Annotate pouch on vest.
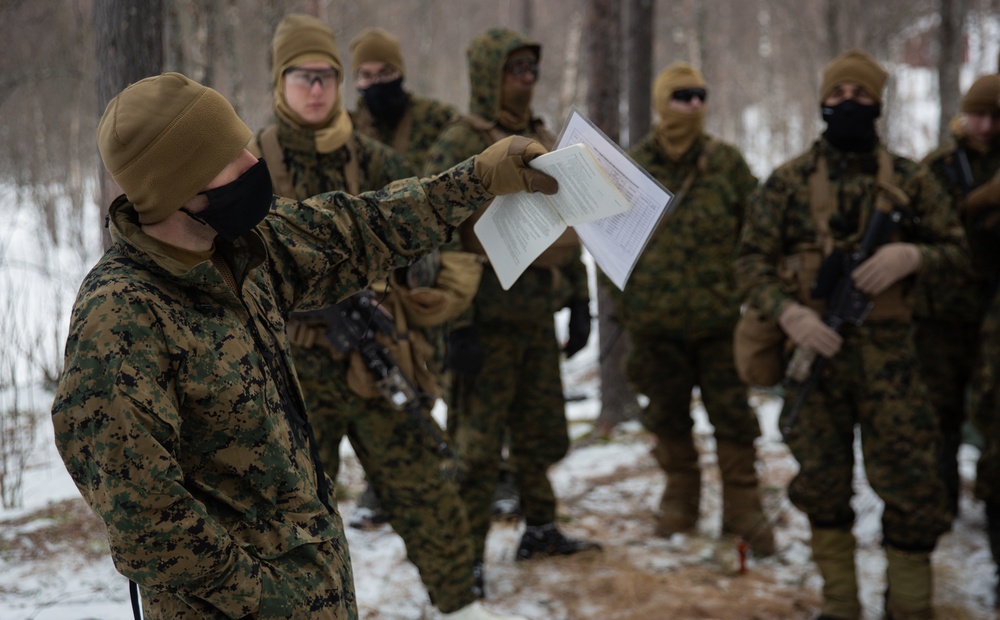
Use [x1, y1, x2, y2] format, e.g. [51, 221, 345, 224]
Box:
[733, 304, 790, 387]
[345, 290, 439, 401]
[733, 254, 801, 387]
[395, 251, 484, 328]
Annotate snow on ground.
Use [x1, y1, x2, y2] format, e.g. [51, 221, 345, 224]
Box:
[1, 207, 997, 619]
[2, 375, 998, 619]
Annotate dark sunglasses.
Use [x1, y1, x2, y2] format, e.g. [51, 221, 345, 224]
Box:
[672, 88, 708, 103]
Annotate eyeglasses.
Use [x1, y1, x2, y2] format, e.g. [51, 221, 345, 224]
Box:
[356, 67, 402, 89]
[503, 58, 539, 78]
[284, 67, 339, 90]
[672, 88, 707, 103]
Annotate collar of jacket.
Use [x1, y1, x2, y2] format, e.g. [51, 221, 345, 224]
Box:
[107, 195, 267, 285]
[816, 137, 882, 175]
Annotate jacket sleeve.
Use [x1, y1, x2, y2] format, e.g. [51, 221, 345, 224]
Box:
[899, 158, 971, 287]
[262, 157, 493, 314]
[734, 171, 797, 321]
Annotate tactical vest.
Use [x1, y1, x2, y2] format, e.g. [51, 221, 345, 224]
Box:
[784, 146, 914, 322]
[353, 105, 414, 156]
[255, 125, 362, 198]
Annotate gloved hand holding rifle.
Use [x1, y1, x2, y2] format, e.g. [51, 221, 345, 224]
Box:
[780, 184, 917, 439]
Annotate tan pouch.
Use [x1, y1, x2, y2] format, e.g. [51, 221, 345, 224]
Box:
[345, 292, 439, 400]
[396, 251, 483, 328]
[733, 304, 788, 387]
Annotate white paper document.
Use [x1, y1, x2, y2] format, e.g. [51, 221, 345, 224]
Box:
[474, 109, 674, 290]
[474, 143, 632, 290]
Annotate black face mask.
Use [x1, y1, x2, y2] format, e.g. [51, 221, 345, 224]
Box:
[360, 77, 408, 126]
[821, 99, 881, 152]
[182, 158, 274, 242]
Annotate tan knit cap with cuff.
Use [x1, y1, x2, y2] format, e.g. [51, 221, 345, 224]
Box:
[820, 49, 888, 105]
[97, 72, 253, 224]
[350, 27, 405, 77]
[961, 74, 1000, 115]
[271, 14, 343, 88]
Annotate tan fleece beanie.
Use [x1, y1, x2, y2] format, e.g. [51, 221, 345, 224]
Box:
[271, 13, 352, 151]
[271, 14, 342, 88]
[350, 27, 405, 76]
[97, 72, 252, 224]
[820, 49, 887, 104]
[961, 74, 1000, 114]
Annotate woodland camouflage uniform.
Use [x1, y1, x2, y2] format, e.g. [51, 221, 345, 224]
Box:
[621, 64, 774, 553]
[949, 75, 1000, 607]
[354, 93, 458, 172]
[914, 77, 1000, 517]
[252, 14, 479, 614]
[971, 273, 1000, 578]
[423, 27, 592, 566]
[738, 129, 966, 618]
[51, 152, 495, 618]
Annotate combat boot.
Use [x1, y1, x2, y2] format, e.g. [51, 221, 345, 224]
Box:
[491, 467, 522, 520]
[348, 484, 389, 529]
[652, 435, 701, 536]
[716, 439, 776, 556]
[441, 601, 529, 620]
[515, 523, 602, 560]
[810, 527, 860, 620]
[884, 545, 934, 619]
[472, 559, 486, 599]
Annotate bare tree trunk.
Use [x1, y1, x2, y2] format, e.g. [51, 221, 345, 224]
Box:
[938, 0, 964, 145]
[95, 0, 164, 250]
[585, 0, 640, 434]
[826, 0, 840, 59]
[558, 5, 586, 120]
[520, 0, 535, 35]
[585, 0, 620, 138]
[626, 0, 654, 148]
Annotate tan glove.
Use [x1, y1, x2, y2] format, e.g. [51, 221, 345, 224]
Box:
[850, 242, 922, 296]
[778, 302, 843, 358]
[473, 135, 559, 196]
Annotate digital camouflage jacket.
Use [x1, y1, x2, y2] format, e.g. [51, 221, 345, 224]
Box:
[51, 160, 490, 618]
[423, 27, 588, 323]
[618, 132, 756, 338]
[353, 93, 458, 173]
[915, 130, 1000, 323]
[736, 138, 968, 324]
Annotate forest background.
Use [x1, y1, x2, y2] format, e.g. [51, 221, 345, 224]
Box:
[2, 0, 1000, 508]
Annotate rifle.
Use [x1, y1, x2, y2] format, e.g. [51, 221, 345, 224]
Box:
[780, 186, 907, 439]
[944, 146, 975, 198]
[294, 291, 452, 458]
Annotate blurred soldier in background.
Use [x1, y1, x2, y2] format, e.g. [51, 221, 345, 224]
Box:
[736, 49, 966, 619]
[615, 62, 774, 556]
[350, 26, 459, 171]
[959, 76, 1000, 610]
[346, 26, 464, 531]
[424, 26, 599, 597]
[916, 74, 1000, 517]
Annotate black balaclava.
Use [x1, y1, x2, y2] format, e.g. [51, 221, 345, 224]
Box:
[822, 100, 881, 152]
[360, 77, 408, 127]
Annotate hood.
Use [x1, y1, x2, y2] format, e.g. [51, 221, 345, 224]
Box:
[466, 27, 541, 122]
